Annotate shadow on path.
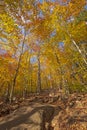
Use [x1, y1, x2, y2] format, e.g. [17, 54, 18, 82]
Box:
[0, 105, 55, 130]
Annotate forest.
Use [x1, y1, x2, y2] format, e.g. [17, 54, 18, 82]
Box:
[0, 0, 87, 130]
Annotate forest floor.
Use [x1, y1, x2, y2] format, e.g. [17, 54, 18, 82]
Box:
[0, 90, 87, 130]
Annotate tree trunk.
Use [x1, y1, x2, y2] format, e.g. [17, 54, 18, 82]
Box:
[9, 31, 26, 103]
[67, 32, 87, 65]
[4, 82, 10, 103]
[37, 50, 41, 93]
[29, 57, 33, 93]
[54, 52, 63, 90]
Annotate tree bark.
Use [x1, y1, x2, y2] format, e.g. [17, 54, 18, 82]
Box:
[67, 32, 87, 65]
[37, 50, 41, 93]
[29, 56, 33, 93]
[9, 31, 26, 103]
[54, 52, 63, 90]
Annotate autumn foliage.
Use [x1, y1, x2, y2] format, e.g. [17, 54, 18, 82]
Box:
[0, 0, 87, 102]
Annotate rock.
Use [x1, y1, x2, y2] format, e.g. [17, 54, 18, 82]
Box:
[43, 105, 55, 122]
[28, 109, 44, 129]
[10, 104, 19, 111]
[51, 106, 62, 130]
[75, 100, 83, 108]
[0, 104, 55, 130]
[11, 124, 42, 130]
[0, 92, 87, 130]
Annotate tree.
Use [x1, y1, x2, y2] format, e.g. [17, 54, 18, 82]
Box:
[0, 0, 87, 100]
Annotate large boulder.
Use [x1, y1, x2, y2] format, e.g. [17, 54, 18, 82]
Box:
[0, 104, 55, 130]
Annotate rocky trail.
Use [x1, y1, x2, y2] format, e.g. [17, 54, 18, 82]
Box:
[0, 91, 87, 130]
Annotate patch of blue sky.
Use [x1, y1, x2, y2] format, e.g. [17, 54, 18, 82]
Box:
[0, 38, 7, 43]
[84, 5, 87, 10]
[23, 44, 29, 52]
[50, 30, 56, 37]
[0, 49, 6, 54]
[39, 0, 55, 3]
[18, 25, 25, 35]
[30, 56, 37, 64]
[39, 0, 43, 3]
[59, 42, 64, 51]
[38, 11, 44, 18]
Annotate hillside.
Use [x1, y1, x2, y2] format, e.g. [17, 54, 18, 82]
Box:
[0, 91, 87, 130]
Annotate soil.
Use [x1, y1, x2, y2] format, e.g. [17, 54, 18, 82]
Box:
[0, 91, 87, 130]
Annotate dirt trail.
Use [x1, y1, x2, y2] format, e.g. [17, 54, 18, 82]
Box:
[0, 102, 56, 130]
[0, 93, 87, 130]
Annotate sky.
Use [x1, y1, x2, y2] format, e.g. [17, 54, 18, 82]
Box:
[39, 0, 71, 5]
[0, 0, 87, 56]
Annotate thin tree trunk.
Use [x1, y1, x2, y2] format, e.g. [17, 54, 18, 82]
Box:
[60, 20, 87, 65]
[30, 66, 33, 93]
[67, 32, 87, 65]
[71, 39, 87, 65]
[29, 57, 33, 93]
[9, 31, 26, 103]
[45, 76, 48, 89]
[54, 52, 63, 90]
[4, 82, 10, 103]
[37, 50, 41, 93]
